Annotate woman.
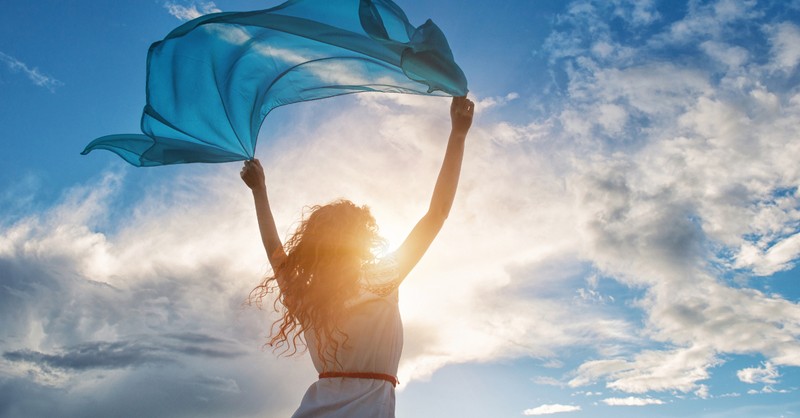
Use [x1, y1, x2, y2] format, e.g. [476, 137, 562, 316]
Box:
[241, 96, 474, 417]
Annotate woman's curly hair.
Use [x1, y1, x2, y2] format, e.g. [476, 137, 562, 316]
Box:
[249, 199, 384, 364]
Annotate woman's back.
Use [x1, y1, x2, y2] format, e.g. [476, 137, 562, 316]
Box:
[293, 257, 403, 418]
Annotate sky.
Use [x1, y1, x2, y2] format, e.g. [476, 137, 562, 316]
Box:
[1, 0, 800, 417]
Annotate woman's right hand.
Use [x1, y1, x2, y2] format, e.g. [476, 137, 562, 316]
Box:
[450, 96, 474, 135]
[240, 159, 266, 191]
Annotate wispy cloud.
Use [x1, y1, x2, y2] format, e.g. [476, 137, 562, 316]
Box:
[0, 51, 63, 92]
[766, 22, 800, 73]
[568, 346, 720, 394]
[601, 396, 664, 406]
[475, 92, 519, 110]
[523, 404, 581, 415]
[163, 1, 221, 21]
[746, 386, 791, 394]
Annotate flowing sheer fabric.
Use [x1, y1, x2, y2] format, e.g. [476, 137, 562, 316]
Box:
[82, 0, 468, 167]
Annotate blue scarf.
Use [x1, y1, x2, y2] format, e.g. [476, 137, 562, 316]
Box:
[83, 0, 468, 166]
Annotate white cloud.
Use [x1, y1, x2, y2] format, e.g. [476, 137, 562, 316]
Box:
[594, 103, 628, 135]
[766, 22, 800, 73]
[577, 63, 711, 119]
[700, 40, 749, 69]
[0, 51, 63, 92]
[659, 0, 760, 44]
[523, 404, 581, 415]
[488, 120, 552, 144]
[610, 0, 660, 26]
[591, 41, 614, 59]
[476, 92, 520, 110]
[535, 376, 566, 387]
[568, 346, 719, 394]
[572, 390, 602, 397]
[163, 1, 221, 21]
[737, 362, 780, 385]
[746, 385, 791, 394]
[601, 396, 664, 406]
[695, 384, 710, 399]
[543, 359, 565, 369]
[735, 232, 800, 276]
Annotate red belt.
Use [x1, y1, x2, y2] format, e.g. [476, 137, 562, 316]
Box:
[319, 372, 398, 387]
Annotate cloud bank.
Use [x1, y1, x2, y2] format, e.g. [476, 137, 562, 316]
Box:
[512, 0, 800, 398]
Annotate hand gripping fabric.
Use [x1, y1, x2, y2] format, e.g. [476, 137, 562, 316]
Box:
[82, 0, 468, 167]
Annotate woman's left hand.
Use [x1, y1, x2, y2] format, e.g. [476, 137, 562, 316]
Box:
[450, 96, 474, 136]
[240, 159, 266, 191]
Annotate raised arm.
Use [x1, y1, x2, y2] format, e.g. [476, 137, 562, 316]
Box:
[241, 159, 287, 272]
[395, 96, 474, 279]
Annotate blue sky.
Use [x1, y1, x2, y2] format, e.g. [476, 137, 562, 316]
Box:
[2, 0, 800, 417]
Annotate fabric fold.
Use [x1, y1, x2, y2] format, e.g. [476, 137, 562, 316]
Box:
[83, 0, 468, 167]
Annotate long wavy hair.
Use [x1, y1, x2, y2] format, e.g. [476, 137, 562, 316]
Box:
[249, 199, 383, 364]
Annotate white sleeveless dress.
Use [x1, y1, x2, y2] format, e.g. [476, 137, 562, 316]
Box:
[290, 256, 403, 418]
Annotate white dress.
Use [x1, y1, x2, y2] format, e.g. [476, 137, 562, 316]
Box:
[291, 256, 403, 418]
